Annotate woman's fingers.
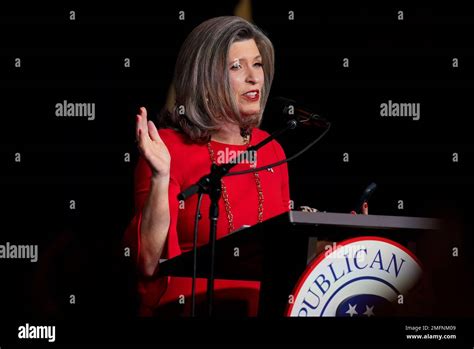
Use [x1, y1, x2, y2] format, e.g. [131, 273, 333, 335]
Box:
[134, 106, 171, 177]
[362, 202, 369, 215]
[135, 106, 163, 144]
[147, 120, 162, 143]
[136, 107, 151, 154]
[140, 106, 147, 119]
[351, 202, 368, 215]
[137, 126, 145, 152]
[135, 107, 149, 141]
[135, 114, 141, 141]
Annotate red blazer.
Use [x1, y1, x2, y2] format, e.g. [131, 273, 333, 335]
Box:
[123, 127, 290, 316]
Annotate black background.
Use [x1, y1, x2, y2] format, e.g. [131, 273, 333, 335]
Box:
[1, 2, 473, 346]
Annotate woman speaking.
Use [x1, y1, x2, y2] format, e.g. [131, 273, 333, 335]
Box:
[124, 16, 290, 317]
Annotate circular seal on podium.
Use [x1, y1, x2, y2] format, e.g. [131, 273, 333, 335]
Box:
[286, 236, 422, 317]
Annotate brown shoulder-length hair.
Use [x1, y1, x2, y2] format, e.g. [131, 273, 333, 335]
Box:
[158, 16, 275, 143]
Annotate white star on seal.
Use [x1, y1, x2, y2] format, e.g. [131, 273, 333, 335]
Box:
[363, 305, 375, 317]
[345, 303, 358, 317]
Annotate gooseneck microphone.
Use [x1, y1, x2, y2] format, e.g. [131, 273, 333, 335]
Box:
[271, 96, 330, 128]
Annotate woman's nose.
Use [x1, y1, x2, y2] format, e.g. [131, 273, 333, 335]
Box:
[245, 68, 259, 84]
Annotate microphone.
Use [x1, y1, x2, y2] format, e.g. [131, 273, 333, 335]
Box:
[355, 182, 377, 214]
[271, 97, 330, 128]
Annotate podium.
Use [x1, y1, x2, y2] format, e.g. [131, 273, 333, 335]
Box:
[158, 211, 441, 317]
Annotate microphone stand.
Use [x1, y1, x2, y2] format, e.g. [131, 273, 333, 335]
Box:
[178, 119, 298, 317]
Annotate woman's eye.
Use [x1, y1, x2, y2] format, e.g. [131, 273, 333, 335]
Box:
[230, 62, 262, 70]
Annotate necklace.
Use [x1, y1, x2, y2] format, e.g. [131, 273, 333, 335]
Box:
[207, 134, 264, 233]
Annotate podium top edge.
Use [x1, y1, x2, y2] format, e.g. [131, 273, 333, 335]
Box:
[288, 210, 442, 230]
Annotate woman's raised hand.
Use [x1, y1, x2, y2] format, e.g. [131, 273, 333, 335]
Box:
[136, 107, 171, 179]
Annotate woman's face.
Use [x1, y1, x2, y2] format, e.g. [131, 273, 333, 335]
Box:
[228, 39, 264, 117]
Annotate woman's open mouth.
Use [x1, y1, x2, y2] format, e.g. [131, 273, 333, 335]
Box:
[242, 90, 260, 102]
